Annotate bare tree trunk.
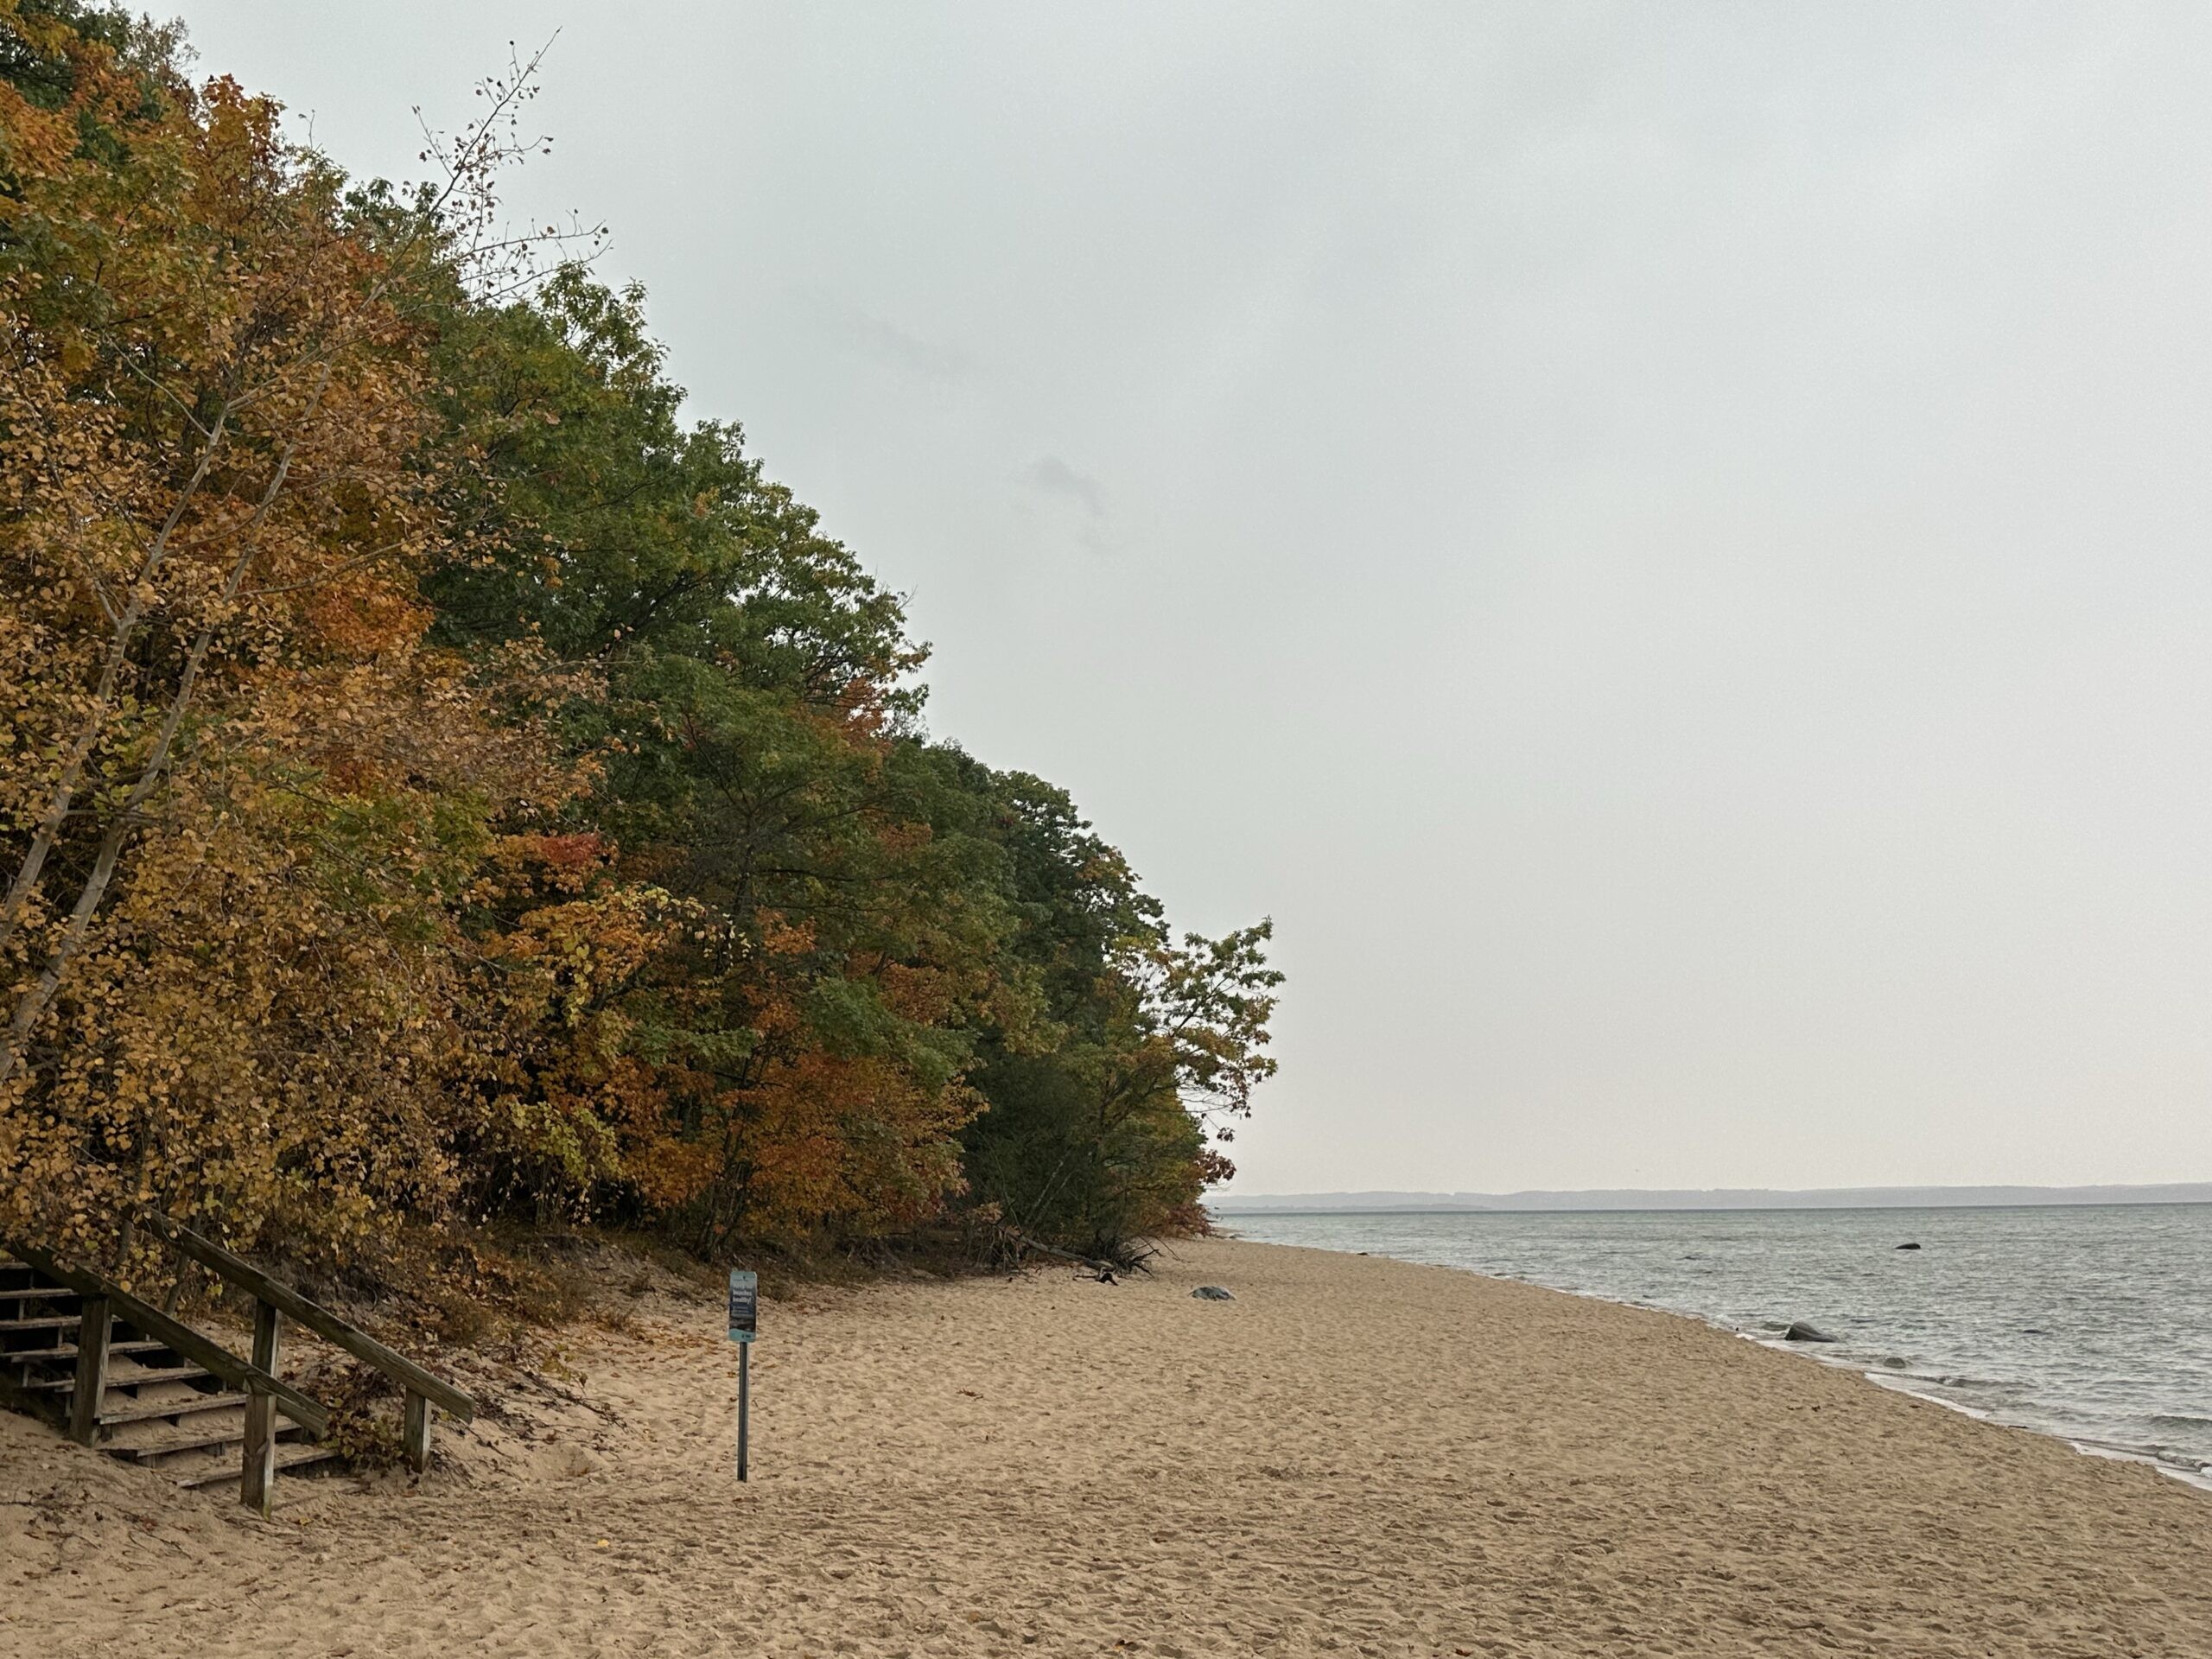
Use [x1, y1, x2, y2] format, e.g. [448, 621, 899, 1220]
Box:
[0, 366, 330, 1091]
[0, 400, 234, 958]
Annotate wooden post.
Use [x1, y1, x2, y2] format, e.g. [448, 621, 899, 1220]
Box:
[240, 1297, 282, 1516]
[67, 1294, 111, 1446]
[240, 1380, 276, 1518]
[403, 1389, 430, 1474]
[251, 1294, 282, 1374]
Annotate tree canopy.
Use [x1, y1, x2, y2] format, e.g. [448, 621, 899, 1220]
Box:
[0, 1, 1278, 1278]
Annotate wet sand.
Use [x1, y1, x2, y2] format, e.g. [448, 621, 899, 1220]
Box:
[4, 1236, 2211, 1656]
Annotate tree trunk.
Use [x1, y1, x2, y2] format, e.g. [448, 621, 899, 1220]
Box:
[0, 400, 234, 958]
[0, 366, 330, 1090]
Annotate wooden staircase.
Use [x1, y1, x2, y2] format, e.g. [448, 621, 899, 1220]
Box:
[0, 1254, 336, 1489]
[0, 1216, 474, 1516]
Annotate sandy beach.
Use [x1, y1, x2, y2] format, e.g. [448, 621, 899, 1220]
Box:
[5, 1236, 2212, 1657]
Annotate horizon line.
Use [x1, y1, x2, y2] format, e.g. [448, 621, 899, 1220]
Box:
[1209, 1179, 2212, 1212]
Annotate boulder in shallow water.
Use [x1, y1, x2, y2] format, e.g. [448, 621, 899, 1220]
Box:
[1783, 1321, 1840, 1343]
[1895, 1242, 1922, 1250]
[1192, 1285, 1235, 1301]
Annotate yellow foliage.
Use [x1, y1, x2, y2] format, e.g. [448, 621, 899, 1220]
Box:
[0, 12, 569, 1259]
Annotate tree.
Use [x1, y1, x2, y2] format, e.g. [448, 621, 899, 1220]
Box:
[0, 5, 574, 1257]
[2, 3, 1281, 1277]
[959, 770, 1280, 1263]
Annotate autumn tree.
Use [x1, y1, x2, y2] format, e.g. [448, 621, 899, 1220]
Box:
[0, 3, 575, 1258]
[1, 3, 1279, 1280]
[412, 268, 1021, 1246]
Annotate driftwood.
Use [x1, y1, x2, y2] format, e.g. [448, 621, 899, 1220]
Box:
[994, 1227, 1154, 1282]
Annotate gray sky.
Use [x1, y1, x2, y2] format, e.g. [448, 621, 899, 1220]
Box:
[181, 2, 2212, 1195]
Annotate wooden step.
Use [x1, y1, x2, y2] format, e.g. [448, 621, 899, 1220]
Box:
[175, 1442, 340, 1490]
[112, 1431, 244, 1465]
[5, 1338, 174, 1366]
[105, 1415, 282, 1463]
[0, 1287, 79, 1308]
[11, 1362, 211, 1396]
[108, 1422, 312, 1466]
[99, 1389, 249, 1427]
[111, 1363, 214, 1389]
[0, 1315, 80, 1333]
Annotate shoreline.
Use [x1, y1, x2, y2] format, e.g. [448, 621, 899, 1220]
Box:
[1311, 1237, 2212, 1494]
[1219, 1206, 2212, 1496]
[1853, 1367, 2212, 1492]
[1224, 1231, 2212, 1557]
[8, 1233, 2212, 1655]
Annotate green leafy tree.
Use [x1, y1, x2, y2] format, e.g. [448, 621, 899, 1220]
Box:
[959, 772, 1280, 1263]
[2, 0, 1281, 1277]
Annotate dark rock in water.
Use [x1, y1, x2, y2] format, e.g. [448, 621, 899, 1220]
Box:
[1192, 1285, 1235, 1301]
[1880, 1356, 1909, 1369]
[1783, 1320, 1840, 1343]
[1895, 1242, 1922, 1250]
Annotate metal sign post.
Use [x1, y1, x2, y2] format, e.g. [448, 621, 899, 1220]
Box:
[728, 1268, 759, 1481]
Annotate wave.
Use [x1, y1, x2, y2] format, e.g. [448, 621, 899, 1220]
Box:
[1227, 1205, 2212, 1494]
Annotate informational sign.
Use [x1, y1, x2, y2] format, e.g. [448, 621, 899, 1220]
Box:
[727, 1268, 759, 1344]
[728, 1268, 758, 1482]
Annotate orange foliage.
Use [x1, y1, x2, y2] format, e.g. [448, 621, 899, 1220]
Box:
[0, 11, 572, 1259]
[1, 9, 1276, 1278]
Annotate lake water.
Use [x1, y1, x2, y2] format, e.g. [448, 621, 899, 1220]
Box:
[1221, 1205, 2212, 1485]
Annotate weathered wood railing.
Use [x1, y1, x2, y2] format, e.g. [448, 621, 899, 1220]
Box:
[15, 1214, 474, 1516]
[134, 1212, 476, 1502]
[13, 1240, 333, 1443]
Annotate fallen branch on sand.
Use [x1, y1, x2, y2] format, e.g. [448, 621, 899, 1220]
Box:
[993, 1227, 1155, 1283]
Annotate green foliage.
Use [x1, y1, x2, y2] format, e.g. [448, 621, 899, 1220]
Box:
[0, 3, 139, 110]
[0, 2, 1279, 1274]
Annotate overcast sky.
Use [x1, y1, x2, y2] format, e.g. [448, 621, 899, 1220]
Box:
[179, 2, 2212, 1195]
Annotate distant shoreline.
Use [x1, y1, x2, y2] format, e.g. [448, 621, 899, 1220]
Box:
[1211, 1181, 2212, 1213]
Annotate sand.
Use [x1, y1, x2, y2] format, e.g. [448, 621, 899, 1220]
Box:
[5, 1235, 2212, 1657]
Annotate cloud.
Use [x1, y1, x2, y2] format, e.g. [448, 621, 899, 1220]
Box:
[800, 290, 971, 379]
[1020, 454, 1105, 518]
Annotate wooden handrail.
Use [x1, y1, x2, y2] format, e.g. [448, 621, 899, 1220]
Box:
[11, 1243, 331, 1438]
[135, 1211, 474, 1423]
